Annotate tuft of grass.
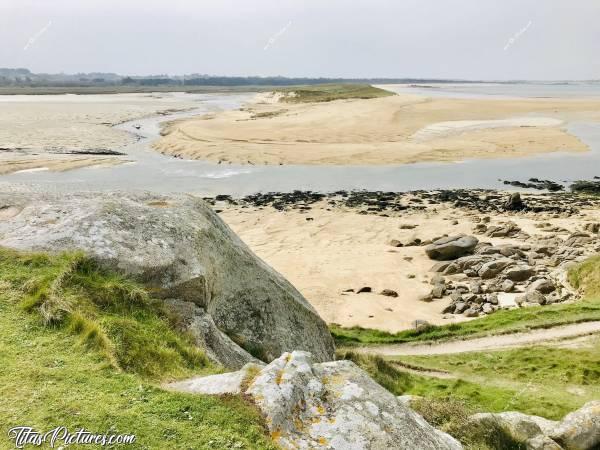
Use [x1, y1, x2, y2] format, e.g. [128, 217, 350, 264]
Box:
[569, 255, 600, 298]
[0, 247, 276, 449]
[0, 247, 208, 379]
[277, 83, 394, 103]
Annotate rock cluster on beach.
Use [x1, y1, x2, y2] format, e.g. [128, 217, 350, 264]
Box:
[206, 185, 600, 217]
[425, 222, 599, 316]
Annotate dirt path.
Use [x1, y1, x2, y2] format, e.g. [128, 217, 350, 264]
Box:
[354, 321, 600, 356]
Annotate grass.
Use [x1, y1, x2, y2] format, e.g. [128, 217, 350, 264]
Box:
[0, 247, 276, 449]
[331, 297, 600, 347]
[277, 83, 394, 103]
[569, 255, 600, 298]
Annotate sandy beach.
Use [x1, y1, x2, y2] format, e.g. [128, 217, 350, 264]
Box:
[217, 192, 600, 332]
[154, 90, 600, 165]
[0, 93, 199, 174]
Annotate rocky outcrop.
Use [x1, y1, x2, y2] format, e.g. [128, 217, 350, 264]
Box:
[470, 402, 600, 450]
[164, 299, 261, 370]
[469, 412, 557, 443]
[549, 401, 600, 450]
[425, 235, 479, 261]
[0, 192, 335, 366]
[169, 351, 463, 450]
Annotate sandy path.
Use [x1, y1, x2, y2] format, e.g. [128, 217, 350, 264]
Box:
[155, 91, 600, 165]
[354, 321, 600, 356]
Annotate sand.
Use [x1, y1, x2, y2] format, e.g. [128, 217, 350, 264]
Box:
[0, 93, 198, 174]
[218, 199, 600, 332]
[154, 91, 600, 165]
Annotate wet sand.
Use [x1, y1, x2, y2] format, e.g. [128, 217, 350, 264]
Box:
[0, 93, 199, 174]
[154, 91, 600, 165]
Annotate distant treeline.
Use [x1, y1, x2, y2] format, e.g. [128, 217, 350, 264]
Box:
[0, 68, 482, 88]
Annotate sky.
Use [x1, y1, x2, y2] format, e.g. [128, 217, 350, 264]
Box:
[2, 0, 599, 80]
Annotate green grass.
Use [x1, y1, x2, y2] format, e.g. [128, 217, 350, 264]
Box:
[332, 298, 600, 347]
[0, 247, 276, 449]
[277, 83, 394, 103]
[569, 255, 600, 298]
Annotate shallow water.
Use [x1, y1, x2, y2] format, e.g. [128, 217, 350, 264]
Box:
[2, 85, 599, 196]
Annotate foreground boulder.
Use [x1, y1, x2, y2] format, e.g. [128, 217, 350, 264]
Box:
[425, 235, 479, 260]
[0, 191, 335, 366]
[169, 351, 463, 450]
[550, 401, 600, 450]
[470, 401, 600, 450]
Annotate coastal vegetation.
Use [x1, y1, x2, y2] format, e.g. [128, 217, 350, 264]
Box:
[277, 83, 395, 103]
[0, 247, 275, 449]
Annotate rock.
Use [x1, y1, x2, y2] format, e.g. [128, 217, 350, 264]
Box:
[357, 286, 372, 294]
[550, 400, 600, 450]
[464, 308, 479, 317]
[565, 232, 593, 248]
[450, 291, 463, 302]
[0, 192, 335, 363]
[526, 290, 546, 305]
[454, 302, 468, 314]
[470, 281, 483, 294]
[482, 303, 494, 314]
[529, 279, 556, 294]
[431, 274, 446, 285]
[419, 293, 434, 303]
[431, 285, 445, 299]
[501, 279, 516, 292]
[505, 266, 536, 282]
[245, 352, 463, 450]
[388, 239, 403, 247]
[505, 192, 525, 211]
[487, 293, 499, 305]
[164, 299, 261, 369]
[442, 304, 456, 314]
[479, 259, 515, 279]
[425, 235, 479, 261]
[397, 394, 420, 407]
[486, 222, 522, 238]
[165, 362, 263, 395]
[526, 436, 563, 450]
[470, 412, 557, 444]
[380, 289, 398, 297]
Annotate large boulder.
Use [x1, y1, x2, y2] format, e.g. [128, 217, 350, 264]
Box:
[0, 191, 335, 365]
[550, 401, 600, 450]
[170, 351, 463, 450]
[425, 235, 479, 261]
[469, 412, 557, 444]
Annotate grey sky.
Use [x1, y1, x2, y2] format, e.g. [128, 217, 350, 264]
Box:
[2, 0, 599, 80]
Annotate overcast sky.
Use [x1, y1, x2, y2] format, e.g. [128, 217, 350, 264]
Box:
[2, 0, 599, 80]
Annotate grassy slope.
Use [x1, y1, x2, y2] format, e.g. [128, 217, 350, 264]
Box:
[340, 257, 600, 448]
[0, 248, 276, 449]
[278, 83, 394, 103]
